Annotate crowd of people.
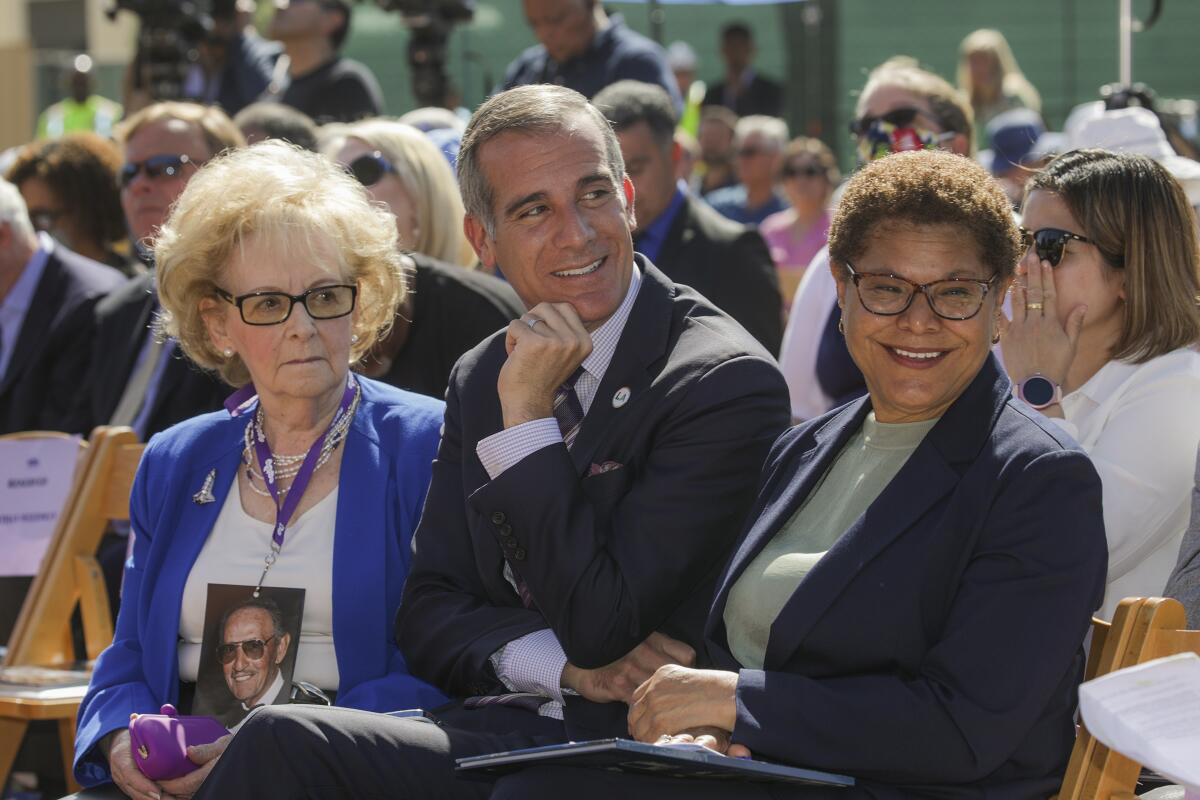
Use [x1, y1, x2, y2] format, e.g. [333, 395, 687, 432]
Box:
[2, 6, 1200, 798]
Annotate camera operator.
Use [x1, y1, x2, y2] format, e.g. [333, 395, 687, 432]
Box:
[265, 0, 384, 123]
[187, 0, 281, 116]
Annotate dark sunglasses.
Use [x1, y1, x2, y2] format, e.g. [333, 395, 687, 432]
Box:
[1019, 227, 1094, 267]
[849, 107, 936, 137]
[782, 163, 825, 179]
[216, 636, 276, 664]
[346, 152, 397, 187]
[216, 284, 358, 326]
[120, 154, 197, 188]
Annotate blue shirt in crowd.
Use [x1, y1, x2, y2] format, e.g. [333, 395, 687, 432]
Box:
[633, 181, 688, 263]
[705, 185, 789, 226]
[501, 15, 681, 110]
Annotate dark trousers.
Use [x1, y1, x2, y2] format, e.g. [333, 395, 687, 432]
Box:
[193, 701, 567, 800]
[492, 766, 865, 800]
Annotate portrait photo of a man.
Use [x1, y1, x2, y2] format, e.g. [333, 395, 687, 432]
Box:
[218, 598, 291, 713]
[193, 584, 305, 729]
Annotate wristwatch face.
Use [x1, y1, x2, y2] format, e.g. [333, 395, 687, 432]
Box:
[1021, 376, 1057, 408]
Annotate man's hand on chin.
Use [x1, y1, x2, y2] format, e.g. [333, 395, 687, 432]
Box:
[499, 301, 593, 429]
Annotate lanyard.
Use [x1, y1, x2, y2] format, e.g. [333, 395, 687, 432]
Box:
[225, 375, 359, 595]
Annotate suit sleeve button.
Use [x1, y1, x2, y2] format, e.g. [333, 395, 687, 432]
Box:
[502, 537, 518, 549]
[514, 548, 527, 561]
[499, 523, 512, 535]
[491, 511, 506, 525]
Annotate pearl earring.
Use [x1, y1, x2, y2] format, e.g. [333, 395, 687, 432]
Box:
[222, 348, 234, 358]
[351, 334, 360, 344]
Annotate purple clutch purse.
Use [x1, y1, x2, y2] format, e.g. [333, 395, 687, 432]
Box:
[128, 704, 229, 781]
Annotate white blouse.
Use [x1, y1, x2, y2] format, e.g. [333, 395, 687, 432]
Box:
[1049, 347, 1200, 619]
[177, 480, 340, 690]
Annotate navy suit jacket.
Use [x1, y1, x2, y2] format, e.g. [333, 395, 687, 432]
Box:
[651, 194, 782, 357]
[397, 260, 790, 739]
[0, 243, 124, 434]
[706, 356, 1108, 798]
[74, 378, 448, 786]
[64, 271, 229, 437]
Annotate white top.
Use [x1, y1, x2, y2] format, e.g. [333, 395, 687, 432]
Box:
[177, 480, 340, 690]
[1048, 348, 1200, 619]
[779, 246, 838, 421]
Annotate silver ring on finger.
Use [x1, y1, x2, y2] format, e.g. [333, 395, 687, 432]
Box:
[524, 316, 542, 330]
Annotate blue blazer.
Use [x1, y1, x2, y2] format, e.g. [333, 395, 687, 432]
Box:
[705, 356, 1109, 798]
[74, 377, 449, 786]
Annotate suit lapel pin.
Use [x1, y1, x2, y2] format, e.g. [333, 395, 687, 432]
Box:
[192, 469, 217, 505]
[612, 387, 631, 408]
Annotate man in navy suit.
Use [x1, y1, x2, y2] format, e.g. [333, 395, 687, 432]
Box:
[0, 180, 123, 434]
[196, 84, 790, 799]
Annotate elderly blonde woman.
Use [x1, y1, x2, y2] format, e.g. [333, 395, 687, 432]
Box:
[322, 119, 523, 398]
[73, 141, 448, 798]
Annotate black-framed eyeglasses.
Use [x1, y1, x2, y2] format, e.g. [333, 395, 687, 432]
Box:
[346, 152, 397, 187]
[848, 107, 942, 137]
[120, 154, 198, 188]
[216, 284, 358, 326]
[1019, 226, 1094, 267]
[216, 636, 276, 664]
[844, 261, 998, 320]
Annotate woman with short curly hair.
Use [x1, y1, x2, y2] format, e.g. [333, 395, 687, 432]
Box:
[74, 141, 448, 798]
[6, 132, 129, 270]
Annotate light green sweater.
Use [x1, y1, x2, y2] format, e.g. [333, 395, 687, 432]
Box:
[724, 412, 938, 668]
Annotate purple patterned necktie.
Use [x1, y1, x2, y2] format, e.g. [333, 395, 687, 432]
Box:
[552, 366, 587, 449]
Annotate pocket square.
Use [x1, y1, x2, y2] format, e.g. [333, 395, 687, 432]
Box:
[588, 460, 624, 476]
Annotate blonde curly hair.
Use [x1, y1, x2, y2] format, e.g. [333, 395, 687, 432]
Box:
[154, 140, 406, 387]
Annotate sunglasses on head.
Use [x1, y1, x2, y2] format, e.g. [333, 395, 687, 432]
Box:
[120, 154, 196, 188]
[346, 152, 397, 187]
[216, 636, 276, 664]
[782, 162, 825, 179]
[1019, 227, 1094, 267]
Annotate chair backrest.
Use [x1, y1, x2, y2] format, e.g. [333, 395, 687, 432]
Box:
[1056, 597, 1200, 800]
[0, 431, 87, 645]
[4, 426, 144, 667]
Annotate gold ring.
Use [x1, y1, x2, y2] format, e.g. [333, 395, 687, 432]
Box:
[1026, 302, 1044, 311]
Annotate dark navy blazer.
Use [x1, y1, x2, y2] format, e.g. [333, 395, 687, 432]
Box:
[74, 377, 448, 786]
[706, 356, 1108, 798]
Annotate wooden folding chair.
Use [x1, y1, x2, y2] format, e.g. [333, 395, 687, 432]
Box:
[1056, 597, 1200, 800]
[0, 426, 143, 794]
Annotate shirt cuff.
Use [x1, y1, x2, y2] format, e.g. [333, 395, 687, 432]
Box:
[488, 628, 568, 705]
[476, 418, 563, 480]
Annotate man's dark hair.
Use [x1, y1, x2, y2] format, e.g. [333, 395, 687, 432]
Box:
[233, 102, 319, 151]
[219, 595, 286, 642]
[326, 0, 352, 50]
[592, 80, 678, 150]
[721, 22, 752, 42]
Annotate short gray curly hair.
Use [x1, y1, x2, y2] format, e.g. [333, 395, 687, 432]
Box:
[154, 141, 407, 387]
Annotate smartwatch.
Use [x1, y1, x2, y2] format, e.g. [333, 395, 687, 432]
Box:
[1014, 373, 1063, 410]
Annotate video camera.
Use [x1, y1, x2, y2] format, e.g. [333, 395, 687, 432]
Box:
[373, 0, 474, 109]
[107, 0, 214, 101]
